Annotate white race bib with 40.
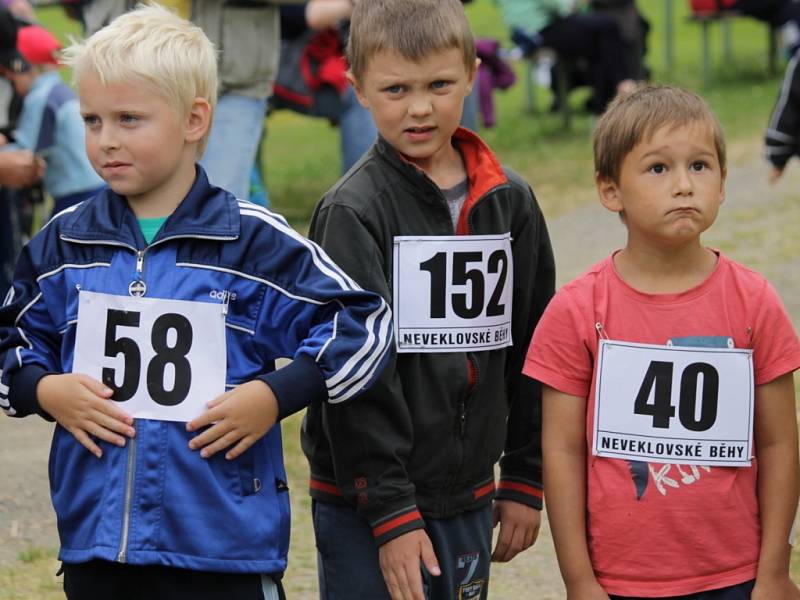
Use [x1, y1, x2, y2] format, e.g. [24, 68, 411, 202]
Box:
[593, 339, 754, 466]
[393, 234, 513, 353]
[72, 291, 227, 422]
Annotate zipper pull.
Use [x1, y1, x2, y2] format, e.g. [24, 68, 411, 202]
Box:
[135, 250, 144, 276]
[128, 250, 147, 297]
[222, 292, 230, 316]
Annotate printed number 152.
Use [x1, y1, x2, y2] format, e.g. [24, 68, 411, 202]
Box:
[419, 250, 507, 319]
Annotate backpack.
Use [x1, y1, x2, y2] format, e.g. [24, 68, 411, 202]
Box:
[271, 28, 348, 122]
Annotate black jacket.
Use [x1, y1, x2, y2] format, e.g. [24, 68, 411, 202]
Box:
[766, 50, 800, 170]
[301, 128, 555, 545]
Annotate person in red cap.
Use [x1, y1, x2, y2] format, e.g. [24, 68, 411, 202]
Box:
[0, 20, 104, 215]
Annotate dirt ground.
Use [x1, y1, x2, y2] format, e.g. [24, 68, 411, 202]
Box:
[0, 140, 798, 598]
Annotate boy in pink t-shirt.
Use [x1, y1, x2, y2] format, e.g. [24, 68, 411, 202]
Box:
[526, 84, 800, 599]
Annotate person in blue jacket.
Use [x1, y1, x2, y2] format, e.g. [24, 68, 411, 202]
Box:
[0, 5, 391, 600]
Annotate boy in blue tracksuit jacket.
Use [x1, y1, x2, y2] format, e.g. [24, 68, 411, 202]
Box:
[0, 6, 391, 600]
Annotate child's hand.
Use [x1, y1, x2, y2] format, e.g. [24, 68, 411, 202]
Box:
[565, 579, 610, 600]
[378, 529, 440, 600]
[769, 165, 785, 185]
[491, 499, 540, 562]
[186, 380, 278, 460]
[37, 373, 135, 458]
[752, 574, 800, 599]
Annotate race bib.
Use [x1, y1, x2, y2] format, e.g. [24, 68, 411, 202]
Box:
[593, 339, 754, 466]
[73, 291, 227, 422]
[392, 234, 513, 353]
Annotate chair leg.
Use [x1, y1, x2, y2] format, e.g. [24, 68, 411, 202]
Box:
[524, 59, 536, 114]
[553, 60, 571, 130]
[769, 23, 778, 76]
[701, 20, 712, 89]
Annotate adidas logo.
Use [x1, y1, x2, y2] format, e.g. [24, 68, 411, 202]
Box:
[210, 289, 237, 302]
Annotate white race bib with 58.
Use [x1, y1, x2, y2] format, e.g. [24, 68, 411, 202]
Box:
[72, 291, 227, 422]
[593, 339, 754, 466]
[393, 234, 513, 353]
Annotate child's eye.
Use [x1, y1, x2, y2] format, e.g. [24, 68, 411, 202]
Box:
[690, 161, 709, 171]
[120, 114, 139, 124]
[430, 80, 451, 91]
[648, 163, 666, 174]
[383, 84, 404, 95]
[83, 115, 99, 127]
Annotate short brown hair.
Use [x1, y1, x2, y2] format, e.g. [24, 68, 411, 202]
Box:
[347, 0, 476, 82]
[593, 84, 726, 183]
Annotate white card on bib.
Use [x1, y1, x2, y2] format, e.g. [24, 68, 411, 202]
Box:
[593, 339, 754, 466]
[73, 291, 227, 422]
[392, 234, 513, 353]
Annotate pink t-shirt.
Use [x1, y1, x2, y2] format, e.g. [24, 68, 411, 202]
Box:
[525, 251, 800, 597]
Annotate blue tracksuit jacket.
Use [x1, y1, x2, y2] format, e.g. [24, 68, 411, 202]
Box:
[0, 167, 392, 574]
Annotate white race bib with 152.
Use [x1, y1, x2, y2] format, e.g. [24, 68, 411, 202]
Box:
[72, 290, 227, 422]
[392, 234, 513, 353]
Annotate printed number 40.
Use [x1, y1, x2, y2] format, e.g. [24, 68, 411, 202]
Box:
[634, 361, 719, 432]
[420, 250, 507, 319]
[103, 309, 193, 406]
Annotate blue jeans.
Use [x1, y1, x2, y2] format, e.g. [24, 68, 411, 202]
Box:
[200, 93, 268, 201]
[339, 86, 377, 173]
[312, 501, 492, 600]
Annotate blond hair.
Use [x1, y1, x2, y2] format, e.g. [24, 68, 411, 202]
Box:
[61, 3, 217, 153]
[593, 84, 726, 183]
[347, 0, 475, 82]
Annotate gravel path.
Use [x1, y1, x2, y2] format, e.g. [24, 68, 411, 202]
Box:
[0, 141, 798, 598]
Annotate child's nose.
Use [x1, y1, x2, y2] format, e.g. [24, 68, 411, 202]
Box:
[673, 167, 693, 195]
[408, 94, 433, 118]
[99, 128, 120, 152]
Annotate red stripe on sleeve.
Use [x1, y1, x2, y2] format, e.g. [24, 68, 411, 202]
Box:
[498, 480, 543, 499]
[372, 510, 423, 538]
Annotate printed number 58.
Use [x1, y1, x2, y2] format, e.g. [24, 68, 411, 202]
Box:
[102, 309, 193, 406]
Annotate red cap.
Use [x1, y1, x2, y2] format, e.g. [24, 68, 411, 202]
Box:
[17, 25, 60, 66]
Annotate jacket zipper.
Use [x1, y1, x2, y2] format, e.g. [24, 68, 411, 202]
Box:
[117, 432, 138, 562]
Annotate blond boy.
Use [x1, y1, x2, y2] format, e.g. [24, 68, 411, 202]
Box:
[301, 1, 556, 598]
[0, 5, 390, 599]
[527, 85, 800, 599]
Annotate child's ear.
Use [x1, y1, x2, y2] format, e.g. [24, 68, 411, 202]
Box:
[465, 58, 480, 95]
[185, 97, 212, 144]
[347, 71, 369, 109]
[596, 173, 623, 213]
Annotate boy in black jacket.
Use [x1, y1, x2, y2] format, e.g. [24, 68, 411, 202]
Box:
[301, 1, 555, 598]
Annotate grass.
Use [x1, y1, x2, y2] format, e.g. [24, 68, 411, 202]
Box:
[2, 2, 797, 599]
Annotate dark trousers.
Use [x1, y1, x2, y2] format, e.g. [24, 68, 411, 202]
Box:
[732, 0, 800, 27]
[62, 560, 285, 600]
[539, 12, 634, 113]
[312, 500, 493, 600]
[610, 580, 756, 600]
[0, 188, 19, 298]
